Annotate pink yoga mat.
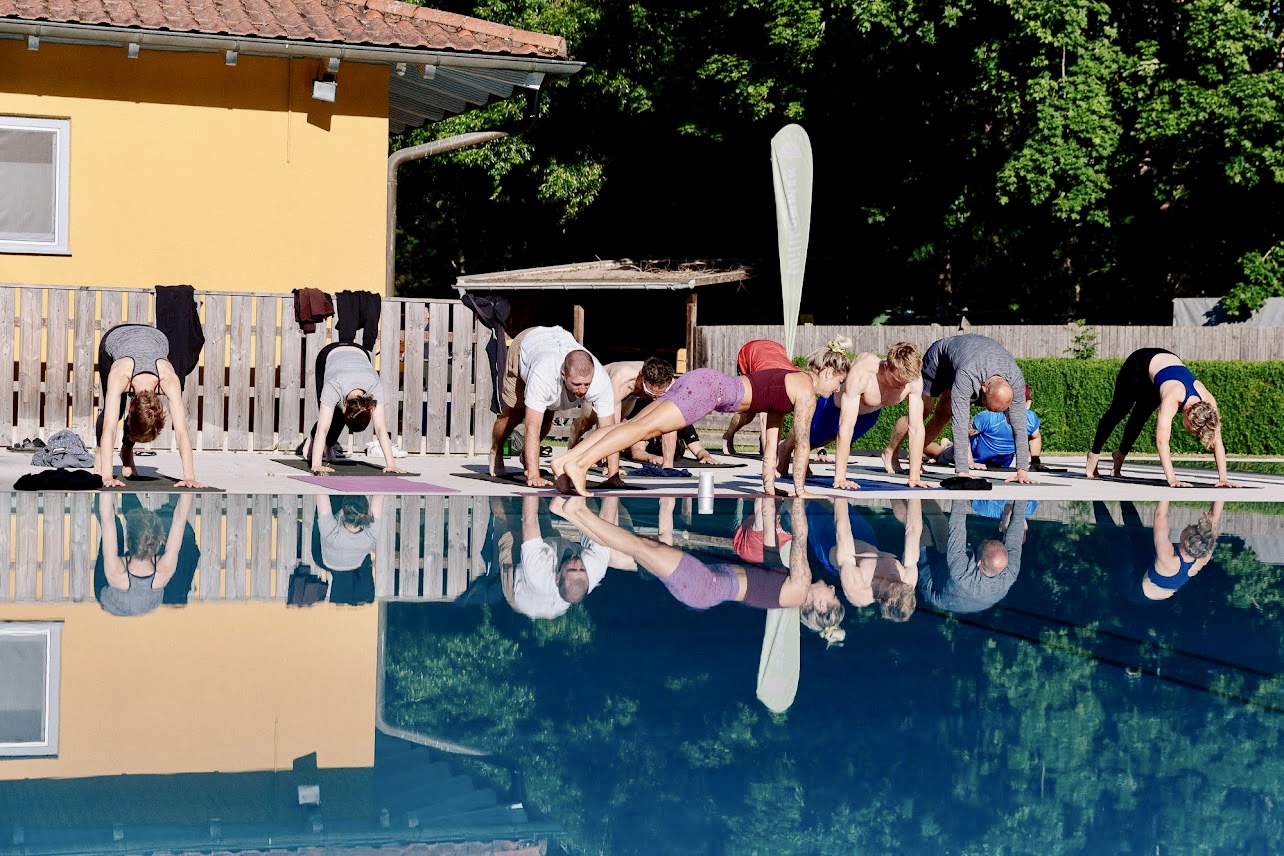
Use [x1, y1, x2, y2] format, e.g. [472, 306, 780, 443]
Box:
[290, 475, 458, 493]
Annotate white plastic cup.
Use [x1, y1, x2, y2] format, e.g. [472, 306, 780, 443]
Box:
[698, 470, 715, 498]
[698, 495, 715, 515]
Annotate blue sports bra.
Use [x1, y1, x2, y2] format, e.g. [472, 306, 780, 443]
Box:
[1146, 545, 1196, 591]
[1153, 364, 1201, 404]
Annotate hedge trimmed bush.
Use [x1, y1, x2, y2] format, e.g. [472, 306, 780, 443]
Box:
[785, 357, 1284, 455]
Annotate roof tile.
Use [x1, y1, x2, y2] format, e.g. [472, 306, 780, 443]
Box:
[0, 0, 570, 58]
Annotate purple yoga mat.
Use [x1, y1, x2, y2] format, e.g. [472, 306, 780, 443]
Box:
[290, 475, 458, 493]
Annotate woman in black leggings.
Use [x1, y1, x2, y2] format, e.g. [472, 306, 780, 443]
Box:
[1086, 348, 1233, 487]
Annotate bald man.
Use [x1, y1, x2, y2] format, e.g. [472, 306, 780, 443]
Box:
[885, 333, 1036, 485]
[490, 326, 619, 487]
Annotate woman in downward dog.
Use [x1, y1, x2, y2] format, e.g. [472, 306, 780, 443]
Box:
[552, 341, 851, 497]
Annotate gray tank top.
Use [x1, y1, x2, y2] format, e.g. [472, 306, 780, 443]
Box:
[102, 324, 169, 378]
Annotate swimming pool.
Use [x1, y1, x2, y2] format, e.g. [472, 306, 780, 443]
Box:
[2, 492, 1283, 853]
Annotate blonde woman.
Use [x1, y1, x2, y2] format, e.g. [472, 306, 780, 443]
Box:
[809, 497, 920, 622]
[552, 341, 852, 497]
[1086, 348, 1235, 488]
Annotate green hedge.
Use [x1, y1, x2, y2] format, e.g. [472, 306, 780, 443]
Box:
[786, 357, 1284, 455]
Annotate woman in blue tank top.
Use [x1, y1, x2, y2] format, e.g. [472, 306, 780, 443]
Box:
[1139, 500, 1222, 601]
[1086, 348, 1234, 488]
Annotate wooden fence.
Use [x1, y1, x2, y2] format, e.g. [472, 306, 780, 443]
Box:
[0, 284, 498, 454]
[692, 324, 1284, 373]
[0, 491, 494, 604]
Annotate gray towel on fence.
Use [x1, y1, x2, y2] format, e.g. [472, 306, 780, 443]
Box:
[31, 429, 96, 468]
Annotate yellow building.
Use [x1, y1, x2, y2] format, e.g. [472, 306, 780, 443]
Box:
[0, 0, 580, 295]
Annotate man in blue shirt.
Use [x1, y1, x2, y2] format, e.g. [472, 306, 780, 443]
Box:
[929, 385, 1045, 470]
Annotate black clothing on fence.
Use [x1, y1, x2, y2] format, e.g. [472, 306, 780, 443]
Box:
[336, 290, 382, 352]
[461, 293, 512, 415]
[293, 288, 335, 333]
[155, 284, 205, 390]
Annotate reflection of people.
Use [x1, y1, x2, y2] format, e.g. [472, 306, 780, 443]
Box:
[95, 323, 203, 488]
[886, 333, 1035, 485]
[497, 494, 611, 619]
[917, 500, 1027, 614]
[778, 343, 928, 489]
[807, 498, 920, 621]
[95, 492, 199, 616]
[930, 385, 1045, 471]
[305, 343, 404, 476]
[553, 343, 851, 497]
[553, 496, 846, 645]
[1086, 348, 1235, 487]
[1096, 500, 1222, 602]
[490, 325, 619, 487]
[312, 494, 382, 604]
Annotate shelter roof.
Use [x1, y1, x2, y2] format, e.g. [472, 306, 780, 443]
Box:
[0, 0, 582, 131]
[455, 259, 753, 292]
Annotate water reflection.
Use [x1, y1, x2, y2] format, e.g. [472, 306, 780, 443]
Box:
[5, 492, 1284, 853]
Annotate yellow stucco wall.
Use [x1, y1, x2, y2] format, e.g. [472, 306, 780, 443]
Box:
[0, 40, 389, 294]
[0, 602, 379, 779]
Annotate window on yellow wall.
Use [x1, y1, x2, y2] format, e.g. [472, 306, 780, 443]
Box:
[0, 117, 70, 255]
[0, 622, 62, 757]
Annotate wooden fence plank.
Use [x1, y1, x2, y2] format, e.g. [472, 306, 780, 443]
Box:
[254, 296, 278, 451]
[446, 498, 469, 598]
[43, 290, 69, 432]
[0, 493, 10, 601]
[126, 290, 151, 325]
[275, 493, 299, 596]
[424, 306, 449, 453]
[301, 495, 316, 570]
[472, 321, 495, 456]
[251, 494, 273, 599]
[302, 322, 327, 448]
[0, 289, 15, 448]
[375, 495, 396, 598]
[72, 290, 97, 440]
[402, 302, 427, 453]
[202, 295, 226, 450]
[99, 291, 122, 337]
[449, 303, 474, 455]
[15, 493, 38, 601]
[422, 496, 444, 598]
[224, 493, 248, 599]
[42, 492, 64, 601]
[278, 302, 304, 452]
[379, 301, 401, 447]
[398, 495, 423, 598]
[227, 295, 253, 451]
[68, 492, 92, 602]
[469, 496, 488, 585]
[18, 288, 43, 442]
[198, 493, 223, 599]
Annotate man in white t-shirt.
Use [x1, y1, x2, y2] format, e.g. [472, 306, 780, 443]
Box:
[491, 326, 620, 487]
[497, 495, 612, 619]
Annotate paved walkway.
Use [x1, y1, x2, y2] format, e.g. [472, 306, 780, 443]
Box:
[3, 447, 1282, 501]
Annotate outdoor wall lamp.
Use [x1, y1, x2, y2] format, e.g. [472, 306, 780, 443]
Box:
[312, 57, 340, 102]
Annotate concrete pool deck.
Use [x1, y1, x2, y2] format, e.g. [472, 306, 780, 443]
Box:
[2, 447, 1282, 501]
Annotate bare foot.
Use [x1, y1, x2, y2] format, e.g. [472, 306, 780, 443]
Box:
[1085, 451, 1100, 479]
[488, 450, 508, 478]
[555, 459, 592, 497]
[1112, 450, 1126, 478]
[881, 447, 903, 475]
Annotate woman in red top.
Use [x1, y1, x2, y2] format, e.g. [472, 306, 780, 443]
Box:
[552, 341, 851, 497]
[721, 338, 835, 454]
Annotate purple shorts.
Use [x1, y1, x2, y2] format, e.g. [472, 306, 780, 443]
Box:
[661, 553, 741, 610]
[658, 368, 745, 426]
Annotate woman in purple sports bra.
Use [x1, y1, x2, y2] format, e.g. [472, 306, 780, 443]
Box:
[1086, 348, 1235, 488]
[551, 495, 847, 645]
[552, 342, 852, 498]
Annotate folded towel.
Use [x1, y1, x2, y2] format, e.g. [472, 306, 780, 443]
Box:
[941, 476, 992, 491]
[635, 464, 692, 478]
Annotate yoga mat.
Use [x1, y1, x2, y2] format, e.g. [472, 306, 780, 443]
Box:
[110, 471, 225, 493]
[678, 458, 747, 469]
[805, 475, 932, 492]
[452, 472, 653, 491]
[272, 458, 418, 477]
[592, 466, 695, 480]
[290, 475, 457, 493]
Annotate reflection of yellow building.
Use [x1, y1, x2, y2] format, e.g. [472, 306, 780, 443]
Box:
[0, 601, 378, 780]
[0, 3, 578, 293]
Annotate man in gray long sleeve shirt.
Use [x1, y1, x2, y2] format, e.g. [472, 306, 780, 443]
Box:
[889, 334, 1035, 484]
[918, 500, 1027, 613]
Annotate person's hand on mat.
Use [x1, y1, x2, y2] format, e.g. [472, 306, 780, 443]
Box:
[526, 473, 552, 488]
[1215, 479, 1241, 488]
[173, 478, 208, 489]
[382, 465, 406, 474]
[1007, 469, 1037, 485]
[832, 477, 862, 491]
[969, 461, 989, 470]
[312, 464, 335, 475]
[1167, 478, 1193, 488]
[102, 476, 126, 488]
[815, 450, 832, 463]
[907, 478, 933, 489]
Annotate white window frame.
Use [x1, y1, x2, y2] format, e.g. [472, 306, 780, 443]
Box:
[0, 622, 62, 757]
[0, 116, 71, 255]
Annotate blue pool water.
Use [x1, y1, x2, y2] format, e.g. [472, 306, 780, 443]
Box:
[2, 492, 1283, 854]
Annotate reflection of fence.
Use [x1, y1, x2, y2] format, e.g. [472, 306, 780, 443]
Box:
[692, 324, 1284, 371]
[0, 284, 497, 454]
[0, 492, 493, 603]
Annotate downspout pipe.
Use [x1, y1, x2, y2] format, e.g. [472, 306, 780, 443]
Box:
[385, 88, 540, 296]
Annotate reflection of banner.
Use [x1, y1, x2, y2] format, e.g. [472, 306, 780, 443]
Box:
[756, 607, 800, 714]
[770, 124, 814, 358]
